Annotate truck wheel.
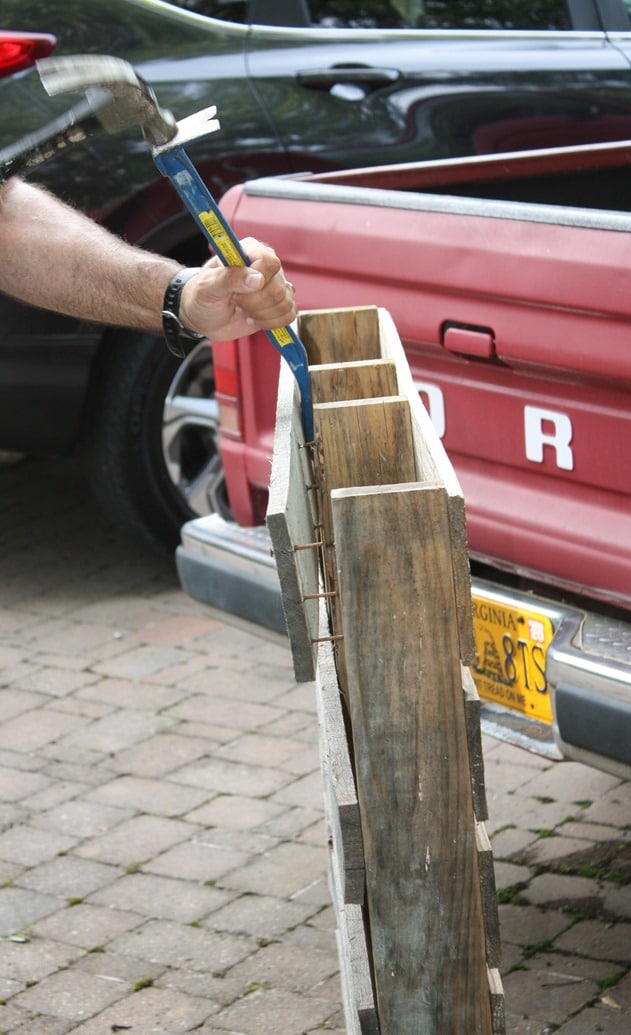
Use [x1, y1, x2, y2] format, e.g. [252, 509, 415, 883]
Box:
[82, 329, 231, 553]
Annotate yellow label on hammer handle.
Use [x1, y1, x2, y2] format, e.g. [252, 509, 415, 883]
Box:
[198, 210, 244, 266]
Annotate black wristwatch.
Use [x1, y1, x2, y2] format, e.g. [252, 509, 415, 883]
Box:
[161, 268, 206, 358]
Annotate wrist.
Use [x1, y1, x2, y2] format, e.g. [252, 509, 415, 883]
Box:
[161, 267, 205, 358]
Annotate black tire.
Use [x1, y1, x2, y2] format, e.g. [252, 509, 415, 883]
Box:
[82, 329, 231, 554]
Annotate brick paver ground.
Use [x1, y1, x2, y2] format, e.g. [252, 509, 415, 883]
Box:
[0, 455, 629, 1034]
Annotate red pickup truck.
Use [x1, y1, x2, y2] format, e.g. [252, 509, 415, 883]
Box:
[176, 140, 631, 779]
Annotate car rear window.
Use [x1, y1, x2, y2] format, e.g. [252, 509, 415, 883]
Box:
[307, 1, 572, 30]
[169, 1, 572, 31]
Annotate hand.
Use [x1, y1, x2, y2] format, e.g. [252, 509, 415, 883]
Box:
[178, 237, 297, 342]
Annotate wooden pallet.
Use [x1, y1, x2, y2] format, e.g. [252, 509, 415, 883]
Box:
[267, 306, 504, 1034]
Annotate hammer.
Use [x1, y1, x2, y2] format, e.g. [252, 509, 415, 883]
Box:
[0, 91, 118, 181]
[37, 54, 313, 441]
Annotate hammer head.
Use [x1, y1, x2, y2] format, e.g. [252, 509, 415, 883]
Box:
[37, 54, 178, 147]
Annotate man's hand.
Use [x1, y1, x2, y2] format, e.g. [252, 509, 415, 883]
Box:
[179, 237, 297, 342]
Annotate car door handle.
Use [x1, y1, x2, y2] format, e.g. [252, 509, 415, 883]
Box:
[297, 65, 401, 95]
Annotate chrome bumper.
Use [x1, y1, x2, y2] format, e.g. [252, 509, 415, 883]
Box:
[177, 515, 631, 778]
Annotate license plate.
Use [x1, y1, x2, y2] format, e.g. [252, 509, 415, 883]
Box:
[471, 593, 555, 723]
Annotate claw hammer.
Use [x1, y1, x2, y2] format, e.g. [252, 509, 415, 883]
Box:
[37, 54, 313, 441]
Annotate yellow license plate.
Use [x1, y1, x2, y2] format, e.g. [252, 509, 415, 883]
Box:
[471, 593, 555, 723]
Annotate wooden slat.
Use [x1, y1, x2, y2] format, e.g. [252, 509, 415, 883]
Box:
[331, 482, 493, 1034]
[310, 359, 399, 405]
[299, 305, 382, 364]
[317, 607, 365, 905]
[464, 665, 489, 821]
[266, 363, 319, 681]
[488, 967, 506, 1035]
[335, 907, 380, 1035]
[377, 307, 476, 665]
[477, 821, 503, 971]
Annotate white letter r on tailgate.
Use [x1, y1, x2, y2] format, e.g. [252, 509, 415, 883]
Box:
[524, 406, 574, 470]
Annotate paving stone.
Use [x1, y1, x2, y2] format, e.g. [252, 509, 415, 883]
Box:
[15, 667, 101, 698]
[15, 855, 119, 898]
[30, 797, 133, 838]
[523, 871, 608, 910]
[0, 764, 50, 801]
[221, 841, 329, 898]
[88, 872, 231, 923]
[76, 676, 187, 711]
[0, 823, 77, 868]
[167, 692, 285, 732]
[134, 613, 223, 645]
[209, 985, 335, 1034]
[171, 756, 295, 798]
[520, 833, 606, 866]
[108, 731, 212, 777]
[66, 985, 216, 1034]
[144, 837, 252, 882]
[0, 935, 79, 983]
[0, 709, 86, 753]
[57, 709, 165, 754]
[556, 1002, 631, 1033]
[92, 644, 191, 679]
[518, 766, 624, 806]
[494, 860, 532, 893]
[206, 892, 316, 940]
[33, 902, 144, 949]
[503, 953, 604, 1026]
[87, 774, 211, 816]
[226, 935, 338, 996]
[270, 769, 328, 811]
[12, 966, 128, 1021]
[214, 732, 307, 768]
[260, 804, 325, 841]
[109, 918, 256, 973]
[185, 793, 286, 830]
[504, 1014, 554, 1034]
[554, 918, 631, 963]
[499, 902, 574, 948]
[0, 1007, 73, 1035]
[73, 813, 197, 866]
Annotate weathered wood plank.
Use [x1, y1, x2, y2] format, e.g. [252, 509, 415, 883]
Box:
[477, 821, 503, 972]
[464, 665, 489, 821]
[488, 967, 506, 1035]
[310, 359, 399, 405]
[377, 307, 476, 665]
[335, 907, 380, 1035]
[317, 605, 365, 905]
[266, 362, 319, 681]
[300, 305, 382, 364]
[331, 481, 493, 1034]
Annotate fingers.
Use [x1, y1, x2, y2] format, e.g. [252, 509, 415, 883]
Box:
[227, 239, 297, 328]
[178, 238, 296, 339]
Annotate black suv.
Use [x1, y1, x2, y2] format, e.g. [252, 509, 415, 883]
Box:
[3, 0, 631, 551]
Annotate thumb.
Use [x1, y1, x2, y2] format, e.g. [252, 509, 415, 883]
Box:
[237, 268, 265, 292]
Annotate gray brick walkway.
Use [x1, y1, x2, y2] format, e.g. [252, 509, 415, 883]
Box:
[0, 456, 629, 1034]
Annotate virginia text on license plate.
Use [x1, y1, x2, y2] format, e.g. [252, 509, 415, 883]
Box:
[471, 594, 554, 723]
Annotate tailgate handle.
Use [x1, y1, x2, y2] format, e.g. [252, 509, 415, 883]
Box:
[442, 322, 496, 358]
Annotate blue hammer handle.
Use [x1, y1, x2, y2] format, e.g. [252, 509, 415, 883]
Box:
[153, 146, 313, 441]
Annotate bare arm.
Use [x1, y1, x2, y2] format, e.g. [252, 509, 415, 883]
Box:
[0, 179, 296, 339]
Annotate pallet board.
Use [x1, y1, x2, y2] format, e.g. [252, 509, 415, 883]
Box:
[267, 306, 505, 1034]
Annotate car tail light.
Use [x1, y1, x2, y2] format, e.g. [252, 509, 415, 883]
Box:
[213, 340, 243, 438]
[0, 31, 57, 78]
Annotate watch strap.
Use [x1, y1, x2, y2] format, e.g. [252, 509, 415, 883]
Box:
[161, 267, 205, 358]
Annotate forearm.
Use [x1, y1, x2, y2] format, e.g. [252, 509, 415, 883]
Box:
[0, 178, 181, 331]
